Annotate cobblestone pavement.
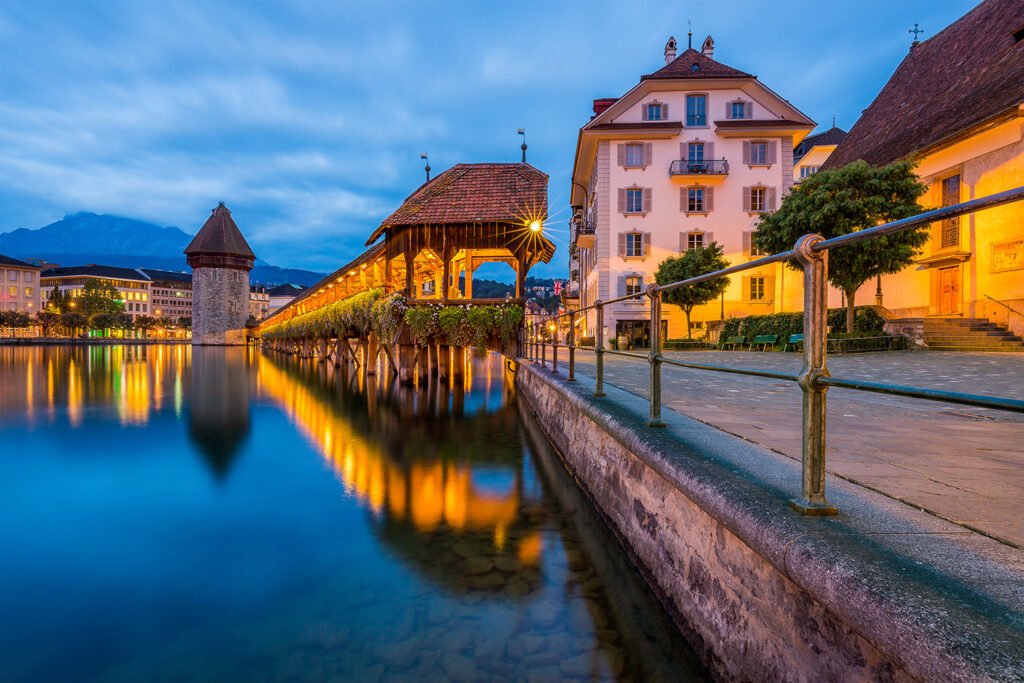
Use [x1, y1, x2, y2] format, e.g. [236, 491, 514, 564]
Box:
[552, 349, 1024, 547]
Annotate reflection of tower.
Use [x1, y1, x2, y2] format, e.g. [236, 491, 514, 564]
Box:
[184, 203, 256, 346]
[187, 347, 252, 480]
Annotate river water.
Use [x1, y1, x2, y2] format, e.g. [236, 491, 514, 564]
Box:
[0, 345, 703, 682]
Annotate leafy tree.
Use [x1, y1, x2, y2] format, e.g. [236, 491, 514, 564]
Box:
[61, 312, 87, 337]
[134, 315, 158, 338]
[654, 243, 731, 339]
[178, 317, 192, 330]
[755, 160, 928, 333]
[80, 279, 125, 317]
[46, 285, 69, 312]
[36, 310, 61, 336]
[0, 311, 32, 328]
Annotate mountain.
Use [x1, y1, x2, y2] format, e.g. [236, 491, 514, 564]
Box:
[0, 212, 326, 286]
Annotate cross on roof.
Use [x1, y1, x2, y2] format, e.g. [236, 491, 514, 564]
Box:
[908, 23, 924, 41]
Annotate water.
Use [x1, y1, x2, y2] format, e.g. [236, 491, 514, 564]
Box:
[0, 345, 704, 682]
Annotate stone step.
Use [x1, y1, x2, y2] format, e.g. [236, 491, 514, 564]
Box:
[924, 334, 1021, 342]
[926, 345, 1024, 352]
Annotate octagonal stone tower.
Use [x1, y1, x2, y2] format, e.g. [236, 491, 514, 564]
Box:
[184, 203, 256, 346]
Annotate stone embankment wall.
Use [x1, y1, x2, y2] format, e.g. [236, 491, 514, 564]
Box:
[192, 268, 249, 346]
[515, 362, 1023, 682]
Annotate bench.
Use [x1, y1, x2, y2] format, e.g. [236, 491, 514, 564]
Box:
[783, 334, 804, 352]
[749, 334, 779, 351]
[721, 335, 746, 350]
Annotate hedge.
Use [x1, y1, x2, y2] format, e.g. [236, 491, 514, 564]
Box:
[720, 306, 887, 341]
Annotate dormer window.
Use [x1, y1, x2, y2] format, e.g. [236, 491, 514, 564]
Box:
[686, 94, 707, 127]
[643, 101, 668, 121]
[728, 100, 752, 120]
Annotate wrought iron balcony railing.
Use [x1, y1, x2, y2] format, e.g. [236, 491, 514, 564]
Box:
[669, 159, 730, 176]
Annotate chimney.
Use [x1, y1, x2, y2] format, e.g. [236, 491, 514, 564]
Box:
[592, 98, 617, 118]
[664, 36, 677, 64]
[701, 35, 715, 59]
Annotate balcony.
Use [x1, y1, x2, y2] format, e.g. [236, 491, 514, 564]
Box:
[575, 220, 596, 249]
[669, 159, 729, 178]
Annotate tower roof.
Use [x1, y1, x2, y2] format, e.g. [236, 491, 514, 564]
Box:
[184, 203, 256, 259]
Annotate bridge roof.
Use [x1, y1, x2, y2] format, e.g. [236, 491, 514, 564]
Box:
[366, 163, 548, 246]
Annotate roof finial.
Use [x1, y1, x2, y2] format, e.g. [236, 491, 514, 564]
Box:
[832, 114, 836, 128]
[908, 23, 923, 49]
[518, 128, 527, 163]
[687, 20, 693, 49]
[420, 152, 430, 182]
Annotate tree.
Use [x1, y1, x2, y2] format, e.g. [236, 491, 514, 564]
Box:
[654, 243, 731, 339]
[60, 312, 87, 337]
[46, 285, 69, 312]
[0, 311, 32, 329]
[134, 315, 158, 338]
[755, 160, 928, 333]
[36, 310, 61, 337]
[80, 279, 125, 317]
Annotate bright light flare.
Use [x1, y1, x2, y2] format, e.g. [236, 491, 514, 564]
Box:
[529, 220, 542, 233]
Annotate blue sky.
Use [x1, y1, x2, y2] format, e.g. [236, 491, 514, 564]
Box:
[0, 0, 979, 277]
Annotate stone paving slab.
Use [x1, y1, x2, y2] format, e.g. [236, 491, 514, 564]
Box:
[553, 349, 1024, 547]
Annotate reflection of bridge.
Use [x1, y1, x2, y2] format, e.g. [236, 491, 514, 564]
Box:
[258, 163, 553, 384]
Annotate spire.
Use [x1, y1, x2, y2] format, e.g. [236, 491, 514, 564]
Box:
[421, 152, 431, 182]
[687, 21, 693, 49]
[518, 128, 527, 163]
[184, 203, 256, 270]
[664, 36, 677, 64]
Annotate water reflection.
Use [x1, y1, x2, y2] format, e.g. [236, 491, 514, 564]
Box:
[188, 347, 253, 480]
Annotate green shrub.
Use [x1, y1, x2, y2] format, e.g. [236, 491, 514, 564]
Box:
[720, 306, 887, 345]
[404, 305, 440, 346]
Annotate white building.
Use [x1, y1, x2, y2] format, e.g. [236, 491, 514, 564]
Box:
[0, 254, 42, 314]
[41, 264, 151, 319]
[570, 35, 814, 346]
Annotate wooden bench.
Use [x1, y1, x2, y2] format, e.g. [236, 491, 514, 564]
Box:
[749, 334, 779, 351]
[783, 334, 804, 352]
[721, 335, 746, 350]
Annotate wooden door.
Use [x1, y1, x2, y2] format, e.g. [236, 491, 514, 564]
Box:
[939, 267, 960, 314]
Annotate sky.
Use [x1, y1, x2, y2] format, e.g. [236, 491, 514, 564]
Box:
[0, 0, 980, 278]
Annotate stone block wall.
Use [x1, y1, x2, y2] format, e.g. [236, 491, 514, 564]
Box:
[192, 267, 250, 346]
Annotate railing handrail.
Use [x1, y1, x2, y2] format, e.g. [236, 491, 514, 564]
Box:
[984, 294, 1024, 318]
[669, 158, 730, 174]
[525, 185, 1024, 517]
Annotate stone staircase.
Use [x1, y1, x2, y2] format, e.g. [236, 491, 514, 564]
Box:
[923, 318, 1024, 352]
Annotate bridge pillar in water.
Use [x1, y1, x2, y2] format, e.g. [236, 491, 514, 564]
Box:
[366, 333, 380, 375]
[452, 346, 466, 378]
[438, 345, 450, 380]
[318, 338, 328, 362]
[398, 344, 416, 385]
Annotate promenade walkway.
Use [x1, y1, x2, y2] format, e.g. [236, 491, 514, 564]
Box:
[556, 349, 1024, 547]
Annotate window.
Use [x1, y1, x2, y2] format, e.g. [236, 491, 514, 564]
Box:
[7, 285, 16, 297]
[749, 276, 766, 301]
[24, 287, 32, 298]
[646, 103, 663, 121]
[626, 188, 644, 213]
[745, 230, 768, 257]
[687, 232, 706, 250]
[730, 101, 746, 119]
[687, 142, 704, 164]
[625, 143, 645, 167]
[625, 275, 644, 296]
[8, 271, 17, 282]
[750, 187, 767, 212]
[625, 233, 645, 257]
[940, 174, 961, 248]
[24, 272, 33, 283]
[686, 94, 707, 126]
[800, 165, 820, 178]
[688, 188, 705, 212]
[749, 141, 768, 165]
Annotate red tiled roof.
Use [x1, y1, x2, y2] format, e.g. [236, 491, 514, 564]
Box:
[643, 48, 753, 80]
[366, 163, 548, 245]
[825, 0, 1024, 169]
[184, 203, 256, 258]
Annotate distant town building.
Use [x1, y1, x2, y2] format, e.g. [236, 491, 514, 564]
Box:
[184, 203, 256, 346]
[268, 283, 306, 315]
[41, 264, 151, 319]
[793, 126, 847, 182]
[570, 35, 814, 345]
[140, 268, 192, 323]
[249, 285, 270, 320]
[0, 254, 42, 314]
[824, 0, 1024, 335]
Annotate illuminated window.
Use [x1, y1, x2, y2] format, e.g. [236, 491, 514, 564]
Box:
[686, 94, 707, 126]
[750, 276, 766, 301]
[7, 285, 16, 296]
[940, 174, 960, 248]
[24, 287, 32, 297]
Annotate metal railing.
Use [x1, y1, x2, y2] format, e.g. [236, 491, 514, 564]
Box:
[523, 186, 1024, 515]
[984, 294, 1023, 323]
[669, 159, 730, 176]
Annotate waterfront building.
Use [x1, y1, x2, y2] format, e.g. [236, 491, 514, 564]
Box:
[41, 264, 151, 319]
[824, 0, 1024, 335]
[793, 126, 847, 183]
[268, 283, 306, 315]
[569, 35, 815, 344]
[249, 285, 270, 320]
[184, 203, 256, 346]
[0, 254, 42, 314]
[140, 268, 193, 323]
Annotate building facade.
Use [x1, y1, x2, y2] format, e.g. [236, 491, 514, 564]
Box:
[140, 269, 193, 323]
[793, 126, 847, 183]
[570, 36, 814, 345]
[824, 0, 1024, 336]
[184, 203, 256, 346]
[249, 286, 270, 321]
[0, 255, 42, 314]
[40, 265, 151, 319]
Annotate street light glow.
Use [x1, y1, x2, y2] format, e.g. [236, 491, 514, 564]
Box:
[530, 221, 542, 233]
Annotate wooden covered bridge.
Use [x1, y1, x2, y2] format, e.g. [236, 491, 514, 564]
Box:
[258, 162, 554, 383]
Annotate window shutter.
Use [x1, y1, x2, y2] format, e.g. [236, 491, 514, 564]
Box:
[644, 143, 653, 168]
[744, 101, 753, 119]
[743, 231, 752, 256]
[742, 275, 751, 301]
[660, 103, 668, 120]
[618, 188, 626, 213]
[705, 142, 714, 160]
[641, 105, 649, 121]
[705, 187, 714, 211]
[679, 187, 686, 212]
[617, 144, 627, 167]
[742, 187, 752, 212]
[679, 142, 686, 159]
[764, 276, 776, 303]
[767, 141, 777, 165]
[643, 233, 651, 256]
[618, 275, 627, 296]
[725, 101, 733, 119]
[768, 187, 777, 211]
[742, 141, 752, 165]
[643, 188, 652, 213]
[618, 232, 626, 256]
[706, 231, 715, 244]
[679, 232, 687, 252]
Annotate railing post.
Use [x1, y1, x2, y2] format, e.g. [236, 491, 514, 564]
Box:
[791, 234, 838, 516]
[594, 301, 606, 397]
[551, 321, 559, 374]
[648, 286, 665, 427]
[540, 326, 546, 369]
[567, 314, 576, 382]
